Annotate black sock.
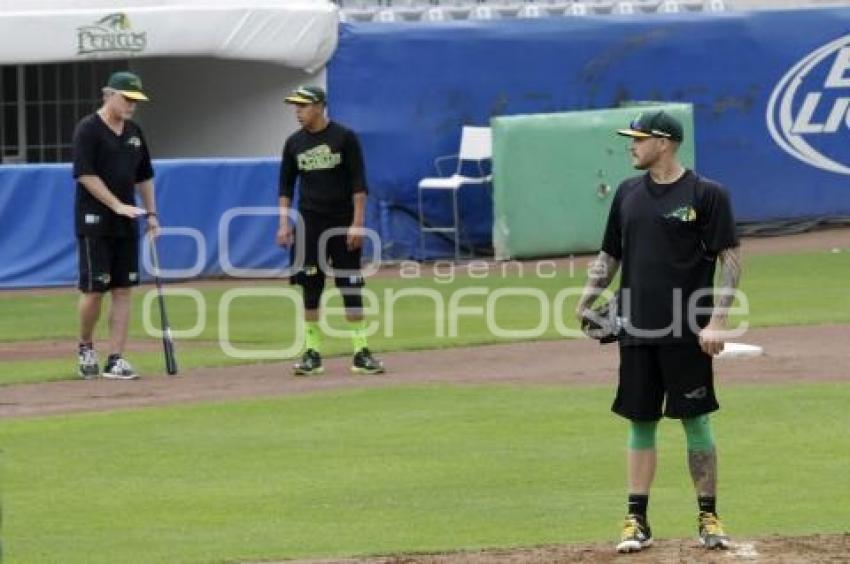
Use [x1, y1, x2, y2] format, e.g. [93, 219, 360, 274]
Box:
[79, 341, 93, 351]
[698, 495, 717, 514]
[107, 353, 120, 363]
[628, 494, 649, 517]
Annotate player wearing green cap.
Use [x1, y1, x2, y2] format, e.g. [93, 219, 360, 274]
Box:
[576, 110, 742, 553]
[73, 71, 159, 380]
[277, 85, 384, 376]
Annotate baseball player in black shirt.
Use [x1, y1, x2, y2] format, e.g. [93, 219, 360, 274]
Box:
[576, 111, 742, 553]
[73, 71, 160, 380]
[277, 86, 384, 376]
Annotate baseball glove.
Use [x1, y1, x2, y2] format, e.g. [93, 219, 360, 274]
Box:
[580, 293, 621, 344]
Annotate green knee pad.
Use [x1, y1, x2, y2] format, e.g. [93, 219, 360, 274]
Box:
[628, 420, 658, 450]
[682, 415, 715, 452]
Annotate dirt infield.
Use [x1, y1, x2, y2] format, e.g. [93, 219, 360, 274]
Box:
[0, 323, 847, 419]
[287, 534, 850, 563]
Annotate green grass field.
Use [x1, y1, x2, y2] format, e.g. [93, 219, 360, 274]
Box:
[0, 250, 848, 385]
[1, 249, 848, 563]
[1, 383, 848, 564]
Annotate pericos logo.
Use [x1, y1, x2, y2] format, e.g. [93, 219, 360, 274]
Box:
[77, 13, 147, 56]
[767, 35, 850, 175]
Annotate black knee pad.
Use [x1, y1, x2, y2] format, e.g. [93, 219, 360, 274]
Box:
[335, 274, 365, 311]
[297, 266, 325, 310]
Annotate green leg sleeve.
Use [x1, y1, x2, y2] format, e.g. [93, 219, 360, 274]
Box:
[682, 414, 715, 452]
[628, 420, 659, 450]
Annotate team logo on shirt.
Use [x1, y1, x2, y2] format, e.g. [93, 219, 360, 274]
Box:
[297, 144, 341, 172]
[127, 136, 142, 149]
[664, 206, 697, 222]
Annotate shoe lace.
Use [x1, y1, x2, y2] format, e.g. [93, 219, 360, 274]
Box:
[115, 358, 133, 372]
[700, 512, 725, 535]
[81, 349, 97, 364]
[622, 516, 638, 539]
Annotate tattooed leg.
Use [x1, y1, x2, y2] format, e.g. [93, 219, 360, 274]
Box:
[688, 448, 717, 496]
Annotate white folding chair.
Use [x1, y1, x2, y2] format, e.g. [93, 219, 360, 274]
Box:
[418, 126, 492, 260]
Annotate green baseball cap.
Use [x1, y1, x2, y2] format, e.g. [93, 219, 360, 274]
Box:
[617, 110, 683, 142]
[284, 85, 327, 105]
[107, 71, 148, 101]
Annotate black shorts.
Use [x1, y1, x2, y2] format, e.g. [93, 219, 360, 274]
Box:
[290, 209, 362, 283]
[77, 236, 140, 293]
[612, 342, 719, 421]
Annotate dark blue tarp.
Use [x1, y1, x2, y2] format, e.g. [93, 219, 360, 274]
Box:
[0, 159, 288, 288]
[328, 9, 850, 259]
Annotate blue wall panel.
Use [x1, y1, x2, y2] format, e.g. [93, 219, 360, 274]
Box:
[328, 10, 850, 259]
[0, 159, 288, 288]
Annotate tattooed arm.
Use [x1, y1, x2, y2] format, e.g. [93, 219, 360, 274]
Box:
[699, 245, 743, 355]
[574, 251, 621, 322]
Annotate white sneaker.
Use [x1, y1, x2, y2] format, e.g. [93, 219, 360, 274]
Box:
[102, 356, 139, 380]
[78, 346, 99, 379]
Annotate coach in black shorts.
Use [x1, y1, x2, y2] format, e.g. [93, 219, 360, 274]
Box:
[73, 71, 159, 380]
[277, 86, 383, 376]
[576, 111, 742, 553]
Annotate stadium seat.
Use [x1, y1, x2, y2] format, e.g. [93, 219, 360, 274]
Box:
[385, 0, 427, 19]
[541, 0, 571, 15]
[633, 0, 661, 11]
[567, 2, 589, 15]
[425, 6, 446, 19]
[587, 0, 615, 14]
[471, 5, 495, 18]
[680, 0, 704, 9]
[418, 126, 492, 260]
[340, 0, 381, 21]
[489, 0, 522, 17]
[443, 1, 473, 18]
[519, 3, 543, 17]
[614, 1, 635, 14]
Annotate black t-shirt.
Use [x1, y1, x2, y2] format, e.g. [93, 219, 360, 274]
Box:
[278, 121, 367, 217]
[601, 170, 739, 344]
[72, 113, 154, 238]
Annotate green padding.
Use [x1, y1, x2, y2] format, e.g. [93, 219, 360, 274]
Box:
[491, 103, 694, 259]
[629, 420, 659, 450]
[682, 414, 715, 452]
